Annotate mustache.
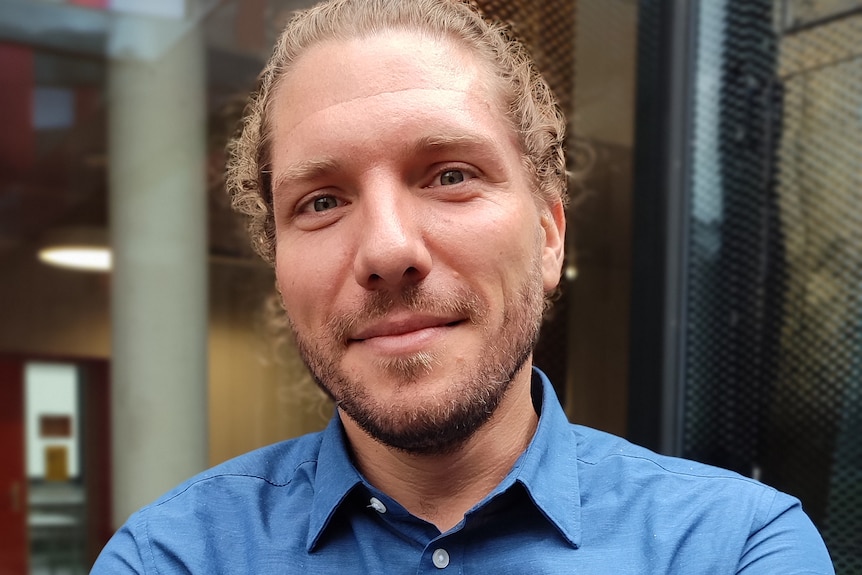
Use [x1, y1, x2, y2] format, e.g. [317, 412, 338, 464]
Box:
[327, 285, 486, 342]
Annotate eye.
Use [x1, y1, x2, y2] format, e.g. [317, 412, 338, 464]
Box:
[310, 195, 340, 212]
[438, 169, 465, 186]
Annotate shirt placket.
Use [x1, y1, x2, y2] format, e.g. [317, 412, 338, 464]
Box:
[417, 534, 464, 575]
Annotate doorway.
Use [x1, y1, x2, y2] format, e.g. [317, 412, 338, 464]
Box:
[0, 355, 110, 574]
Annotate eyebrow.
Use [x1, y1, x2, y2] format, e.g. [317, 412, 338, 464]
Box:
[409, 133, 501, 157]
[271, 157, 341, 196]
[271, 132, 505, 195]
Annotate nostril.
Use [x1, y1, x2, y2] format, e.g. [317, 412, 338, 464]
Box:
[403, 266, 423, 278]
[354, 235, 432, 288]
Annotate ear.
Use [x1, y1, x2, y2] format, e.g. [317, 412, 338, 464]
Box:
[540, 199, 566, 292]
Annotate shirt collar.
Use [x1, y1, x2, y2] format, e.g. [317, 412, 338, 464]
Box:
[511, 367, 582, 548]
[306, 366, 582, 551]
[307, 414, 363, 552]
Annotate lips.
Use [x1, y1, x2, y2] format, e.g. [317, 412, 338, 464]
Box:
[350, 314, 462, 341]
[347, 314, 464, 354]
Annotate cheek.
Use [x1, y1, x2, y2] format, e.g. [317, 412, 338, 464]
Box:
[277, 229, 347, 275]
[438, 227, 538, 302]
[274, 244, 344, 323]
[274, 267, 303, 324]
[438, 200, 538, 260]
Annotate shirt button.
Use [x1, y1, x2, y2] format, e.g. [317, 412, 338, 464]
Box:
[368, 497, 386, 513]
[432, 548, 450, 569]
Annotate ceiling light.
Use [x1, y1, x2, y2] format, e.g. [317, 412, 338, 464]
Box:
[37, 228, 112, 272]
[39, 246, 112, 271]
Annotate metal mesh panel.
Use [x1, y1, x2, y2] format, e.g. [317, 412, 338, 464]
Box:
[682, 1, 862, 571]
[474, 0, 576, 115]
[771, 11, 862, 572]
[683, 0, 783, 477]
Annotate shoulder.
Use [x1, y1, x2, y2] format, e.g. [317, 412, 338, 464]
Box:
[573, 423, 765, 486]
[133, 431, 328, 534]
[570, 425, 833, 573]
[572, 424, 780, 514]
[153, 430, 326, 504]
[91, 432, 327, 574]
[571, 424, 792, 531]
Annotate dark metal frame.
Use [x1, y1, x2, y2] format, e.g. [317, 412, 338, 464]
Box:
[627, 0, 699, 455]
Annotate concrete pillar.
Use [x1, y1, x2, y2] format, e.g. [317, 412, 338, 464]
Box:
[107, 12, 208, 527]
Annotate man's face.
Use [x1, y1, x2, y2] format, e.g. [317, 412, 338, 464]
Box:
[269, 30, 565, 454]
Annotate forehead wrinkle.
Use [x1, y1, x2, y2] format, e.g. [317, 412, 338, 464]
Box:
[274, 86, 474, 138]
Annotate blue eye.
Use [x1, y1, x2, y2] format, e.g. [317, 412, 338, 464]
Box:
[312, 196, 339, 212]
[439, 170, 465, 185]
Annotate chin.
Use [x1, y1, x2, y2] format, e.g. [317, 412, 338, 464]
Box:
[373, 350, 439, 383]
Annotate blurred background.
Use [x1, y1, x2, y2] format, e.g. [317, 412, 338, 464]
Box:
[0, 0, 859, 572]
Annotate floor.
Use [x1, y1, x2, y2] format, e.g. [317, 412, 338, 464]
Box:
[28, 482, 87, 575]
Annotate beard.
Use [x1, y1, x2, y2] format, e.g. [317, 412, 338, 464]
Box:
[290, 257, 546, 456]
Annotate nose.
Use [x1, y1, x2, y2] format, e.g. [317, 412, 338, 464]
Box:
[353, 189, 432, 290]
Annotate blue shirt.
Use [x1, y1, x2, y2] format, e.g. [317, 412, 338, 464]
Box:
[92, 369, 834, 574]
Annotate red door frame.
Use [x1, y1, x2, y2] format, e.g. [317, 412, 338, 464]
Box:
[0, 358, 28, 574]
[81, 360, 112, 565]
[0, 355, 112, 572]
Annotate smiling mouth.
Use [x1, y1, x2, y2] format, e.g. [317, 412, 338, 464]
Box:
[347, 318, 465, 355]
[350, 319, 463, 342]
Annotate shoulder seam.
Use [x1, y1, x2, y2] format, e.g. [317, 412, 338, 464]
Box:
[141, 507, 159, 575]
[150, 457, 320, 508]
[578, 452, 774, 488]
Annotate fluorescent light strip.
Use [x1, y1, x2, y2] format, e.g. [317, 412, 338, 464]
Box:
[38, 247, 112, 272]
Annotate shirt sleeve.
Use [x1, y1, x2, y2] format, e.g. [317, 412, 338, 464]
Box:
[737, 490, 834, 575]
[90, 514, 149, 575]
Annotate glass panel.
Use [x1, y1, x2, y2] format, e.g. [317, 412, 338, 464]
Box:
[781, 0, 862, 29]
[681, 0, 862, 570]
[564, 0, 638, 435]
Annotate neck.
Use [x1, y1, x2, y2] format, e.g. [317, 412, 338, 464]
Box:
[339, 366, 539, 533]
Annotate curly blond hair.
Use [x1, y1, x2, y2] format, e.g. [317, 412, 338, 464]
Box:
[225, 0, 567, 265]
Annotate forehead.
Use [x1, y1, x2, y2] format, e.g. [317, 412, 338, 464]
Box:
[271, 30, 506, 136]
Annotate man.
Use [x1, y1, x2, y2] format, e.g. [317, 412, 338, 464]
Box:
[93, 0, 834, 572]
